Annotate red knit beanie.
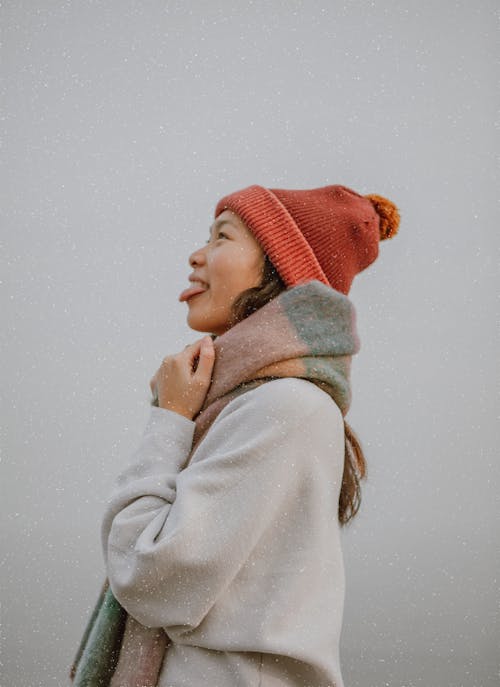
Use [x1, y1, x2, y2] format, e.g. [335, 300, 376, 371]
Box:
[214, 184, 400, 295]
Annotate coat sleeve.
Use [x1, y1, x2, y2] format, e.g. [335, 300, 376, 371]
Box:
[101, 377, 343, 632]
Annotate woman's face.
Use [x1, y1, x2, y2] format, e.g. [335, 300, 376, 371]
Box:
[179, 210, 266, 336]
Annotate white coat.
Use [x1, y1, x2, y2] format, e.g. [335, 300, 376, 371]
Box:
[101, 376, 346, 687]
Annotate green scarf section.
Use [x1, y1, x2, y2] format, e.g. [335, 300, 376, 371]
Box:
[70, 581, 126, 685]
[70, 280, 360, 686]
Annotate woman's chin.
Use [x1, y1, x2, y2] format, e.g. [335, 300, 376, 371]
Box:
[186, 319, 206, 334]
[188, 321, 227, 338]
[185, 300, 229, 336]
[186, 312, 217, 335]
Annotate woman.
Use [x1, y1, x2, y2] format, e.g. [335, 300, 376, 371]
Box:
[97, 183, 400, 687]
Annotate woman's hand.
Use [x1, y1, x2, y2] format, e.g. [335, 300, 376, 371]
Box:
[149, 336, 215, 420]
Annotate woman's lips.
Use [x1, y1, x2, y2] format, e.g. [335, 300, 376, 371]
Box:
[178, 285, 209, 302]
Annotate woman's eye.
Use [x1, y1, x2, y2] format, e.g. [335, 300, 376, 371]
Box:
[205, 231, 228, 245]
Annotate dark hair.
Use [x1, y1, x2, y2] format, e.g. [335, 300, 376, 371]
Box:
[229, 254, 367, 526]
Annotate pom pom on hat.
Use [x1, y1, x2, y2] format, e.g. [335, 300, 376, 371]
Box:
[365, 194, 400, 240]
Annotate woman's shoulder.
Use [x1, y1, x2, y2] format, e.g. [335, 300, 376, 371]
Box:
[224, 376, 343, 427]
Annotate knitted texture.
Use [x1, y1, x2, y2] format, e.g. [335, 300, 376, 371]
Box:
[71, 280, 360, 686]
[215, 183, 400, 294]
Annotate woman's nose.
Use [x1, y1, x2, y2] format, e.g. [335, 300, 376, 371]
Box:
[189, 245, 206, 267]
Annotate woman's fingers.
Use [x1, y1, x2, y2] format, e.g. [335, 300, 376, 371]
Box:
[181, 337, 215, 379]
[150, 337, 215, 419]
[194, 336, 215, 381]
[180, 338, 202, 373]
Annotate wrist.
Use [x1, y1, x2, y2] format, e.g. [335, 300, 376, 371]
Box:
[158, 402, 193, 421]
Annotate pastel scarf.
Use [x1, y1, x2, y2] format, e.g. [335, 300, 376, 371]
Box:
[70, 279, 360, 687]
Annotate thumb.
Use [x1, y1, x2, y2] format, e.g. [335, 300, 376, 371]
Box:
[194, 336, 215, 379]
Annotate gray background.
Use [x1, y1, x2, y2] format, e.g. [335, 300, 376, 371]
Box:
[3, 2, 499, 686]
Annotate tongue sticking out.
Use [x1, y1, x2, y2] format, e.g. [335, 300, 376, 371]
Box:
[178, 285, 208, 302]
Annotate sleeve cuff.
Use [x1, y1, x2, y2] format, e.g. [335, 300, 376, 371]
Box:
[146, 404, 196, 437]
